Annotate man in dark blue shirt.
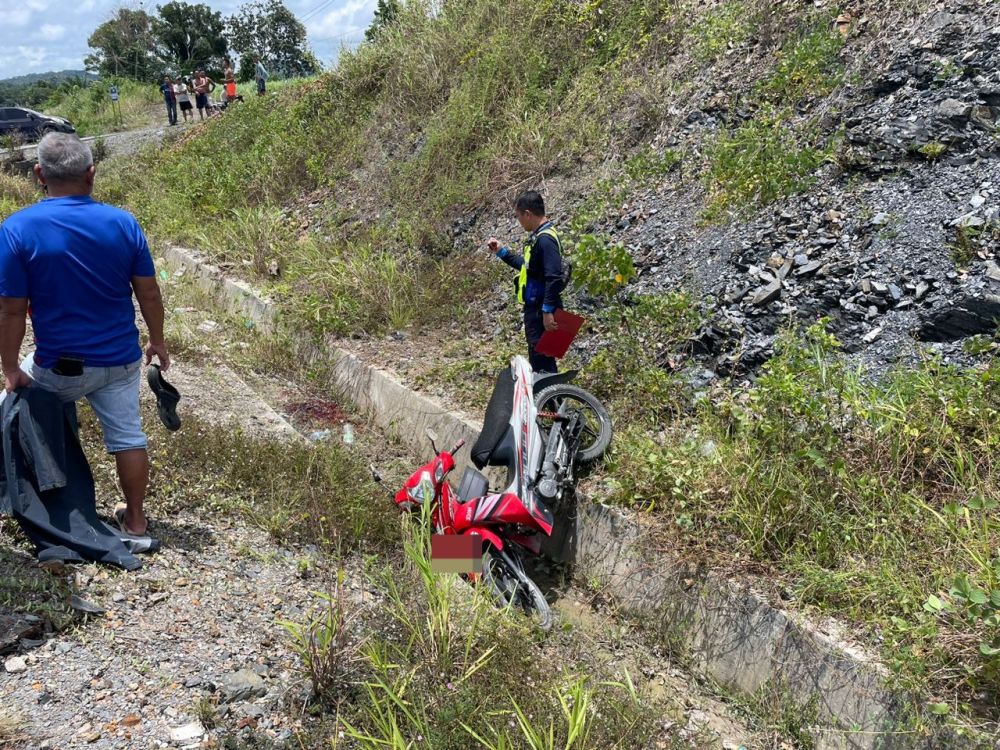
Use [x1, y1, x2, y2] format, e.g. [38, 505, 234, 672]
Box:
[0, 133, 169, 537]
[160, 76, 177, 126]
[488, 191, 564, 373]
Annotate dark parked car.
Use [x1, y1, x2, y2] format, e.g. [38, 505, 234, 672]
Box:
[0, 107, 75, 140]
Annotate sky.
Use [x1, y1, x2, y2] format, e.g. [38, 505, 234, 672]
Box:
[0, 0, 377, 79]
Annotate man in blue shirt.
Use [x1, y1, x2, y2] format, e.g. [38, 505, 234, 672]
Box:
[160, 75, 177, 126]
[0, 133, 169, 537]
[487, 191, 564, 373]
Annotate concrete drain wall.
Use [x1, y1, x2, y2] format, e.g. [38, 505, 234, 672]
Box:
[161, 244, 975, 750]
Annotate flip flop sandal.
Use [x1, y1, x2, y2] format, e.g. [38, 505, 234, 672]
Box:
[147, 364, 181, 431]
[114, 503, 152, 536]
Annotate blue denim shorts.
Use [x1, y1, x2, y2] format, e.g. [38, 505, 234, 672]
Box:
[22, 353, 147, 453]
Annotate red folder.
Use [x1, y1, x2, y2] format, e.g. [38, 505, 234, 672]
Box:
[535, 309, 585, 358]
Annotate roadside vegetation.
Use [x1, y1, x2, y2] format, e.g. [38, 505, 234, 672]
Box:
[325, 509, 667, 749]
[592, 316, 1000, 717]
[94, 0, 848, 337]
[76, 408, 736, 749]
[45, 78, 163, 135]
[8, 0, 992, 735]
[0, 173, 38, 221]
[81, 0, 1000, 724]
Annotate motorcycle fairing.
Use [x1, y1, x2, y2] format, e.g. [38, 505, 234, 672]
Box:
[452, 492, 553, 536]
[507, 357, 554, 532]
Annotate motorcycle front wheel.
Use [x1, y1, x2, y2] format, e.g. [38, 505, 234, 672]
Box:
[535, 384, 613, 465]
[481, 547, 553, 631]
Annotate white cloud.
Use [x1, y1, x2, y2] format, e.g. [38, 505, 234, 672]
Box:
[310, 0, 375, 42]
[39, 24, 67, 41]
[16, 46, 49, 69]
[0, 8, 33, 27]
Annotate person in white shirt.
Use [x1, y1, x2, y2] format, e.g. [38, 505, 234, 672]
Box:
[173, 79, 193, 123]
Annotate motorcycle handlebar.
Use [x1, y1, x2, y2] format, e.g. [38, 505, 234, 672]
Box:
[451, 439, 466, 455]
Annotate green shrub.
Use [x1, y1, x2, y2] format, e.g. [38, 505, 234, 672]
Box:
[703, 108, 832, 220]
[570, 234, 635, 297]
[583, 293, 704, 418]
[757, 22, 844, 104]
[602, 320, 1000, 702]
[917, 141, 948, 161]
[691, 1, 755, 61]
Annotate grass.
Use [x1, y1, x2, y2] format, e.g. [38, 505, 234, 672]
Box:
[0, 172, 38, 221]
[756, 22, 845, 104]
[44, 78, 162, 136]
[54, 0, 993, 732]
[0, 711, 26, 749]
[598, 320, 1000, 716]
[949, 221, 999, 267]
[333, 507, 667, 749]
[728, 680, 820, 750]
[0, 538, 74, 631]
[78, 407, 398, 554]
[702, 109, 834, 222]
[917, 141, 948, 161]
[691, 1, 757, 62]
[88, 0, 854, 338]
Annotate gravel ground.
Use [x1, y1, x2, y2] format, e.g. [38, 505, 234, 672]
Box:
[0, 344, 770, 750]
[0, 355, 358, 750]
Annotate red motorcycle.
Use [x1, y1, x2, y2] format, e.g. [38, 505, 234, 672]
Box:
[394, 356, 613, 630]
[395, 431, 555, 629]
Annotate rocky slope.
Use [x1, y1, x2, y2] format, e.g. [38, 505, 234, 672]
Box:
[459, 1, 1000, 379]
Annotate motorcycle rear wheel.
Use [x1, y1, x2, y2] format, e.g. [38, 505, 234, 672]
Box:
[535, 384, 613, 465]
[481, 548, 553, 631]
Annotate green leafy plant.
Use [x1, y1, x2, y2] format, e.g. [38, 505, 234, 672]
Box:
[949, 221, 999, 266]
[703, 109, 832, 221]
[280, 568, 364, 703]
[692, 1, 754, 61]
[917, 141, 947, 161]
[758, 22, 845, 104]
[569, 234, 635, 297]
[934, 58, 962, 82]
[583, 292, 704, 419]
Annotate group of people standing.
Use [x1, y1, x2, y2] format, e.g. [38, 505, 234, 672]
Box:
[158, 56, 269, 126]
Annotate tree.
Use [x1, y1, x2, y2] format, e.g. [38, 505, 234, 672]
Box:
[227, 0, 319, 81]
[153, 2, 228, 74]
[85, 8, 164, 80]
[365, 0, 400, 42]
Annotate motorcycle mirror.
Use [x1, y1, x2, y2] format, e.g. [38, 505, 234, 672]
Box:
[425, 427, 439, 452]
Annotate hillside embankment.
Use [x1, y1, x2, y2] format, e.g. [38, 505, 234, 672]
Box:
[3, 0, 1000, 743]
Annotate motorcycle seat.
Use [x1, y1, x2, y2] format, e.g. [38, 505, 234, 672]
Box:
[456, 466, 490, 503]
[471, 368, 515, 469]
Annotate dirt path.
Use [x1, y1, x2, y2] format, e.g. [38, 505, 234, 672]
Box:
[0, 339, 768, 749]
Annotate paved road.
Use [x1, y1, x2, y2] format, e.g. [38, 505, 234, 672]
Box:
[0, 125, 169, 160]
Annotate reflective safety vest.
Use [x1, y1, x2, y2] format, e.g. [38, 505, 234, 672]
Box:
[517, 225, 562, 305]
